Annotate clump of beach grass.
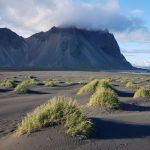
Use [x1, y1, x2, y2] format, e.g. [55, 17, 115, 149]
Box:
[14, 81, 29, 93]
[25, 75, 37, 79]
[43, 80, 56, 87]
[96, 79, 117, 93]
[65, 81, 73, 85]
[16, 96, 93, 138]
[97, 79, 111, 88]
[25, 78, 37, 85]
[14, 79, 37, 93]
[118, 77, 129, 84]
[0, 79, 15, 88]
[126, 81, 134, 88]
[133, 87, 150, 99]
[77, 78, 115, 95]
[89, 87, 120, 109]
[77, 79, 99, 95]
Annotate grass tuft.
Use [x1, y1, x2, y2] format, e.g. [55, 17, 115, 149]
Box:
[16, 96, 93, 137]
[43, 80, 56, 87]
[77, 78, 116, 95]
[97, 79, 111, 89]
[0, 79, 15, 88]
[14, 79, 37, 93]
[25, 78, 37, 85]
[126, 81, 134, 88]
[77, 79, 99, 95]
[133, 87, 150, 99]
[64, 81, 74, 85]
[89, 87, 120, 109]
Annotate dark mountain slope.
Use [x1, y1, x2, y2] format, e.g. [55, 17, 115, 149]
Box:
[0, 28, 27, 67]
[26, 27, 132, 70]
[0, 27, 133, 70]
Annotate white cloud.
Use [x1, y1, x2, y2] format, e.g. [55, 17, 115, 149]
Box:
[115, 29, 150, 43]
[131, 9, 144, 17]
[122, 49, 150, 54]
[132, 61, 150, 67]
[0, 0, 147, 38]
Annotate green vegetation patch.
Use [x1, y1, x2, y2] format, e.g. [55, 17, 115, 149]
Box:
[16, 97, 93, 137]
[14, 79, 37, 93]
[43, 80, 56, 87]
[77, 79, 99, 95]
[25, 78, 37, 85]
[96, 79, 113, 89]
[77, 78, 116, 95]
[134, 87, 150, 99]
[65, 81, 73, 85]
[0, 79, 15, 88]
[126, 81, 134, 88]
[117, 77, 130, 84]
[89, 87, 120, 109]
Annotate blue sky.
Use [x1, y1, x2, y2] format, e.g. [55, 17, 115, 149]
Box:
[0, 0, 149, 68]
[118, 0, 150, 68]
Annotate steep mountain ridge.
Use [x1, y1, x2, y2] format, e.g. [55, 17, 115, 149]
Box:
[0, 28, 27, 67]
[0, 27, 133, 70]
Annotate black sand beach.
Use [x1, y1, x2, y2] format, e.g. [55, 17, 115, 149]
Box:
[0, 71, 150, 150]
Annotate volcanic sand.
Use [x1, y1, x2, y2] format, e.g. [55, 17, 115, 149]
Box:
[0, 71, 150, 150]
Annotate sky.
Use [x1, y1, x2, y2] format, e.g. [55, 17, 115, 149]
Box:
[0, 0, 150, 68]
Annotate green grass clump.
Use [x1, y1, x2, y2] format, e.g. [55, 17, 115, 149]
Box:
[133, 87, 150, 99]
[96, 79, 117, 93]
[1, 79, 15, 88]
[118, 77, 129, 84]
[77, 78, 115, 95]
[43, 80, 56, 87]
[16, 97, 93, 137]
[65, 81, 73, 85]
[97, 79, 111, 88]
[126, 81, 134, 88]
[77, 79, 99, 95]
[25, 78, 37, 85]
[25, 75, 37, 80]
[14, 79, 37, 93]
[89, 87, 120, 109]
[14, 81, 29, 93]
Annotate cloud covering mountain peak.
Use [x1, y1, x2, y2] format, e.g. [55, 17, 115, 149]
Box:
[0, 0, 147, 37]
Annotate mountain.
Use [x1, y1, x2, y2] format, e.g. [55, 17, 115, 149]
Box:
[0, 27, 133, 70]
[0, 28, 28, 67]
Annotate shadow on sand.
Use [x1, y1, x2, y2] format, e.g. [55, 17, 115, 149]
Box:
[117, 90, 134, 98]
[28, 90, 51, 95]
[90, 117, 150, 140]
[0, 89, 12, 93]
[121, 103, 150, 112]
[58, 83, 79, 87]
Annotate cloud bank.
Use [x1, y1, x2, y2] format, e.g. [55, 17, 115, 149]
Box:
[132, 61, 150, 68]
[0, 0, 148, 38]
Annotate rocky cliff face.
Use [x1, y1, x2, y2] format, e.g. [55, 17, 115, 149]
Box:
[0, 27, 133, 70]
